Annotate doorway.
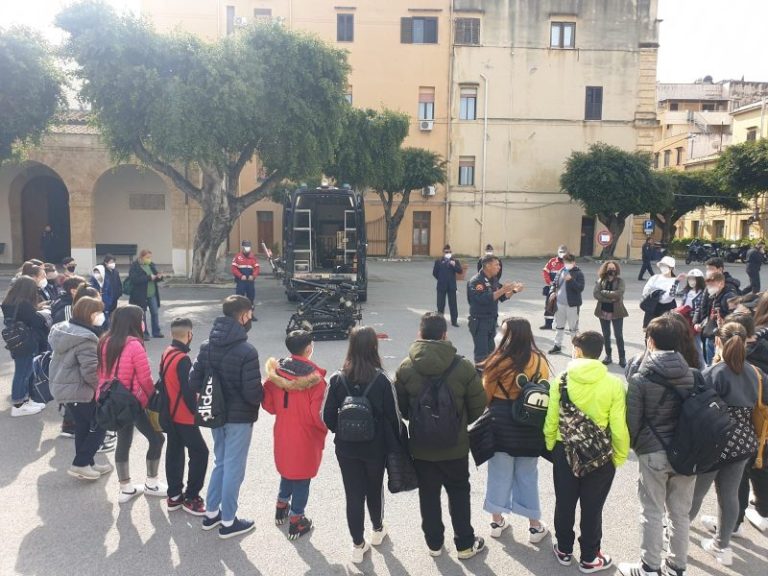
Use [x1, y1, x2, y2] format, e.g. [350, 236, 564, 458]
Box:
[257, 211, 274, 251]
[412, 211, 431, 256]
[21, 176, 71, 262]
[579, 216, 595, 257]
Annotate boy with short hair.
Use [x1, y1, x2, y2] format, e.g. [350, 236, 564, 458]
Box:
[164, 318, 210, 516]
[262, 330, 328, 540]
[544, 331, 629, 573]
[549, 253, 585, 355]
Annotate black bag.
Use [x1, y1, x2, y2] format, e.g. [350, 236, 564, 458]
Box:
[643, 370, 733, 475]
[30, 351, 54, 404]
[510, 358, 550, 428]
[713, 406, 758, 468]
[195, 346, 227, 429]
[468, 408, 494, 466]
[639, 289, 663, 314]
[95, 356, 142, 431]
[558, 373, 613, 477]
[336, 370, 380, 443]
[148, 350, 185, 433]
[701, 315, 719, 339]
[386, 424, 419, 493]
[2, 314, 36, 359]
[409, 357, 463, 450]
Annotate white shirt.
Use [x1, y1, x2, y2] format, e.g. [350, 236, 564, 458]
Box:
[642, 274, 678, 305]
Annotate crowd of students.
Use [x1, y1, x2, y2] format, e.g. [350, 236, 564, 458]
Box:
[1, 254, 767, 575]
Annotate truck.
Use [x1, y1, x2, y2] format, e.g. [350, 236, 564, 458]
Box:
[282, 184, 368, 302]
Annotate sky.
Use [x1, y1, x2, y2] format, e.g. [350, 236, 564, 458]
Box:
[0, 0, 766, 84]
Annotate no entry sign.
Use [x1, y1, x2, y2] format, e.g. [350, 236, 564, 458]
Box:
[597, 230, 613, 247]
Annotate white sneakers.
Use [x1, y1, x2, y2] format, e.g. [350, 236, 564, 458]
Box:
[68, 465, 101, 481]
[701, 538, 733, 566]
[144, 481, 168, 498]
[745, 508, 767, 532]
[371, 525, 388, 546]
[351, 541, 371, 564]
[118, 484, 145, 504]
[92, 462, 113, 476]
[11, 401, 44, 417]
[489, 517, 548, 544]
[700, 515, 745, 539]
[490, 518, 509, 538]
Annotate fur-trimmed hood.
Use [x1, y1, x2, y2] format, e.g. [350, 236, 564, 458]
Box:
[265, 355, 325, 391]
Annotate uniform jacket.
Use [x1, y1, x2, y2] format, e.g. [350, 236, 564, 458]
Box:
[641, 241, 653, 262]
[626, 350, 694, 455]
[747, 248, 763, 275]
[128, 261, 161, 309]
[467, 271, 506, 318]
[263, 356, 328, 479]
[432, 256, 462, 291]
[544, 358, 629, 467]
[395, 339, 486, 462]
[542, 256, 565, 285]
[48, 320, 100, 403]
[231, 252, 260, 280]
[160, 342, 195, 425]
[97, 336, 155, 408]
[189, 316, 263, 424]
[593, 276, 628, 319]
[553, 266, 585, 308]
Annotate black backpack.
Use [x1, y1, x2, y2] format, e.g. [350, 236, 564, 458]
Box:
[195, 346, 227, 429]
[510, 356, 550, 428]
[336, 369, 381, 443]
[643, 369, 733, 475]
[149, 350, 185, 433]
[31, 351, 54, 404]
[408, 357, 463, 450]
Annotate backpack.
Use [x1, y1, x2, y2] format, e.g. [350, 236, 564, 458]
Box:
[335, 369, 381, 443]
[148, 350, 185, 433]
[195, 346, 227, 429]
[2, 314, 36, 359]
[408, 356, 463, 450]
[510, 356, 550, 428]
[558, 373, 614, 477]
[753, 366, 768, 470]
[121, 276, 133, 298]
[95, 355, 142, 431]
[30, 351, 54, 404]
[643, 369, 733, 475]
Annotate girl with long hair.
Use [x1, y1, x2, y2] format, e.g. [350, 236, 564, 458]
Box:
[322, 326, 401, 564]
[593, 260, 628, 367]
[97, 305, 165, 503]
[480, 317, 550, 543]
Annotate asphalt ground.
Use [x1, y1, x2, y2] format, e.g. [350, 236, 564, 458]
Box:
[0, 258, 766, 576]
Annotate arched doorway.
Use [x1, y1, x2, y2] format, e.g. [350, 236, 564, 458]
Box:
[21, 175, 71, 262]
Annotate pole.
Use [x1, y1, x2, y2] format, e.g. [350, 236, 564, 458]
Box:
[479, 73, 488, 256]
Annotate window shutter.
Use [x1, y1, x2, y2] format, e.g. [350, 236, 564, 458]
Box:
[425, 17, 438, 43]
[401, 18, 413, 43]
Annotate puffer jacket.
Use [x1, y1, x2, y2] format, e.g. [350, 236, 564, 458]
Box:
[748, 338, 768, 373]
[189, 316, 262, 424]
[97, 336, 155, 408]
[395, 339, 486, 462]
[626, 350, 695, 455]
[262, 356, 328, 479]
[48, 320, 100, 403]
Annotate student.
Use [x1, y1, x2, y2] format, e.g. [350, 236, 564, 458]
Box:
[619, 316, 696, 576]
[42, 263, 62, 302]
[689, 322, 762, 566]
[163, 318, 209, 516]
[97, 305, 166, 504]
[101, 254, 123, 323]
[190, 295, 262, 539]
[128, 249, 164, 340]
[52, 276, 87, 326]
[263, 330, 328, 540]
[549, 253, 585, 356]
[395, 313, 487, 560]
[323, 326, 401, 563]
[693, 271, 738, 365]
[544, 331, 629, 573]
[90, 265, 105, 294]
[480, 317, 549, 543]
[593, 260, 627, 367]
[48, 296, 112, 480]
[641, 256, 679, 329]
[1, 276, 50, 416]
[62, 256, 78, 277]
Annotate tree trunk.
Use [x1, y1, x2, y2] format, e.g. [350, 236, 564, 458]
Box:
[597, 213, 627, 259]
[190, 176, 238, 283]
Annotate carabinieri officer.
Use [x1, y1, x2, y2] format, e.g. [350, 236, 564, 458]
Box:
[467, 255, 524, 365]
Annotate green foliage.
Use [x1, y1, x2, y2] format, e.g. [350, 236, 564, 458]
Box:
[397, 147, 447, 193]
[715, 139, 768, 199]
[0, 27, 64, 162]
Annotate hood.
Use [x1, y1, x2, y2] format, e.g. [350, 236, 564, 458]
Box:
[92, 265, 105, 287]
[408, 340, 459, 376]
[747, 339, 768, 373]
[49, 321, 98, 354]
[209, 316, 248, 348]
[566, 358, 608, 386]
[724, 271, 741, 289]
[639, 350, 694, 386]
[265, 356, 324, 391]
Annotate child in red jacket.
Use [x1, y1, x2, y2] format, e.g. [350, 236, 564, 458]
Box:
[263, 330, 328, 540]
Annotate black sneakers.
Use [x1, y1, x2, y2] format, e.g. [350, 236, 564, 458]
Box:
[288, 516, 313, 540]
[275, 502, 290, 525]
[219, 517, 255, 539]
[202, 511, 222, 531]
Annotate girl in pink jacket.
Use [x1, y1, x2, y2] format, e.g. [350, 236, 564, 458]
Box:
[98, 305, 166, 504]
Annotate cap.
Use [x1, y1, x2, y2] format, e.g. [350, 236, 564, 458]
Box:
[485, 244, 494, 251]
[557, 245, 568, 253]
[241, 240, 252, 248]
[687, 268, 704, 278]
[443, 244, 451, 251]
[659, 255, 676, 268]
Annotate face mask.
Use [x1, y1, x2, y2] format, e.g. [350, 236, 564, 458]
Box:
[93, 313, 106, 327]
[93, 273, 102, 281]
[444, 253, 452, 259]
[106, 262, 116, 270]
[144, 259, 152, 265]
[485, 251, 493, 256]
[243, 247, 251, 253]
[707, 286, 719, 297]
[557, 252, 566, 259]
[688, 279, 697, 288]
[659, 265, 670, 275]
[564, 264, 574, 271]
[66, 265, 76, 273]
[606, 270, 616, 276]
[38, 279, 48, 289]
[243, 319, 253, 333]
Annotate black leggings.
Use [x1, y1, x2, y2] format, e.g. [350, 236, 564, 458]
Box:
[599, 318, 625, 359]
[115, 410, 165, 482]
[337, 454, 386, 545]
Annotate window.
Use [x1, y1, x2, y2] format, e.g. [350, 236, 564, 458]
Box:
[226, 5, 235, 35]
[747, 127, 758, 142]
[344, 86, 353, 105]
[741, 219, 751, 239]
[401, 17, 438, 44]
[254, 8, 271, 22]
[676, 147, 683, 165]
[418, 87, 435, 121]
[458, 156, 475, 186]
[691, 220, 700, 238]
[550, 22, 576, 48]
[713, 220, 725, 238]
[702, 103, 716, 112]
[585, 86, 603, 120]
[459, 85, 477, 120]
[654, 153, 659, 169]
[455, 18, 480, 45]
[337, 13, 354, 42]
[129, 193, 165, 211]
[663, 150, 671, 167]
[669, 102, 679, 111]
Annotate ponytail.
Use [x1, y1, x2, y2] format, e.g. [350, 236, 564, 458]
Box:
[717, 322, 747, 374]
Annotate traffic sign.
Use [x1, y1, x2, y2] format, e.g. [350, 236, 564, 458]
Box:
[643, 219, 655, 235]
[597, 230, 613, 247]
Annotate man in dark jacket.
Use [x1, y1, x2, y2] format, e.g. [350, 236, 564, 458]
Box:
[128, 249, 164, 340]
[638, 237, 654, 281]
[694, 270, 738, 365]
[190, 295, 262, 539]
[743, 242, 764, 295]
[102, 254, 123, 321]
[394, 313, 487, 560]
[620, 315, 696, 576]
[433, 244, 462, 328]
[549, 253, 585, 355]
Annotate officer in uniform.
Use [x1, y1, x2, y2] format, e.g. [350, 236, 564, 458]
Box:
[231, 240, 260, 303]
[541, 244, 567, 330]
[433, 244, 462, 327]
[467, 255, 523, 365]
[476, 243, 502, 280]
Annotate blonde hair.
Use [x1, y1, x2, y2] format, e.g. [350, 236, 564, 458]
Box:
[717, 321, 747, 374]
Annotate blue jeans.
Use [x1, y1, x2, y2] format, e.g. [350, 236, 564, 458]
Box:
[278, 477, 311, 516]
[207, 422, 254, 522]
[144, 293, 162, 336]
[235, 279, 255, 303]
[704, 337, 716, 366]
[484, 452, 541, 519]
[12, 355, 34, 403]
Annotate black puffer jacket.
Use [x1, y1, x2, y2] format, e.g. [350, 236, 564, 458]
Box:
[748, 338, 768, 373]
[487, 396, 545, 457]
[189, 316, 262, 424]
[627, 350, 695, 455]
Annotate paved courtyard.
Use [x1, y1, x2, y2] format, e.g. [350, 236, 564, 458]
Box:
[0, 258, 766, 576]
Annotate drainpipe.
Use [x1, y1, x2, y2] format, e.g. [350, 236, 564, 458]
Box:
[761, 97, 766, 138]
[479, 73, 488, 256]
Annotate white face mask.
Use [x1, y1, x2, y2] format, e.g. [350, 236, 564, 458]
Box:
[243, 247, 251, 253]
[38, 279, 48, 289]
[444, 253, 452, 259]
[564, 264, 574, 271]
[558, 252, 566, 258]
[485, 251, 493, 256]
[93, 312, 106, 327]
[659, 265, 670, 275]
[106, 262, 116, 270]
[687, 278, 697, 288]
[707, 286, 719, 297]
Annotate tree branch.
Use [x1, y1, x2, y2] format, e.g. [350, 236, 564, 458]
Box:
[234, 170, 283, 213]
[132, 140, 203, 204]
[391, 189, 412, 227]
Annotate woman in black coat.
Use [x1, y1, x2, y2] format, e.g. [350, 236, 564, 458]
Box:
[128, 249, 164, 339]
